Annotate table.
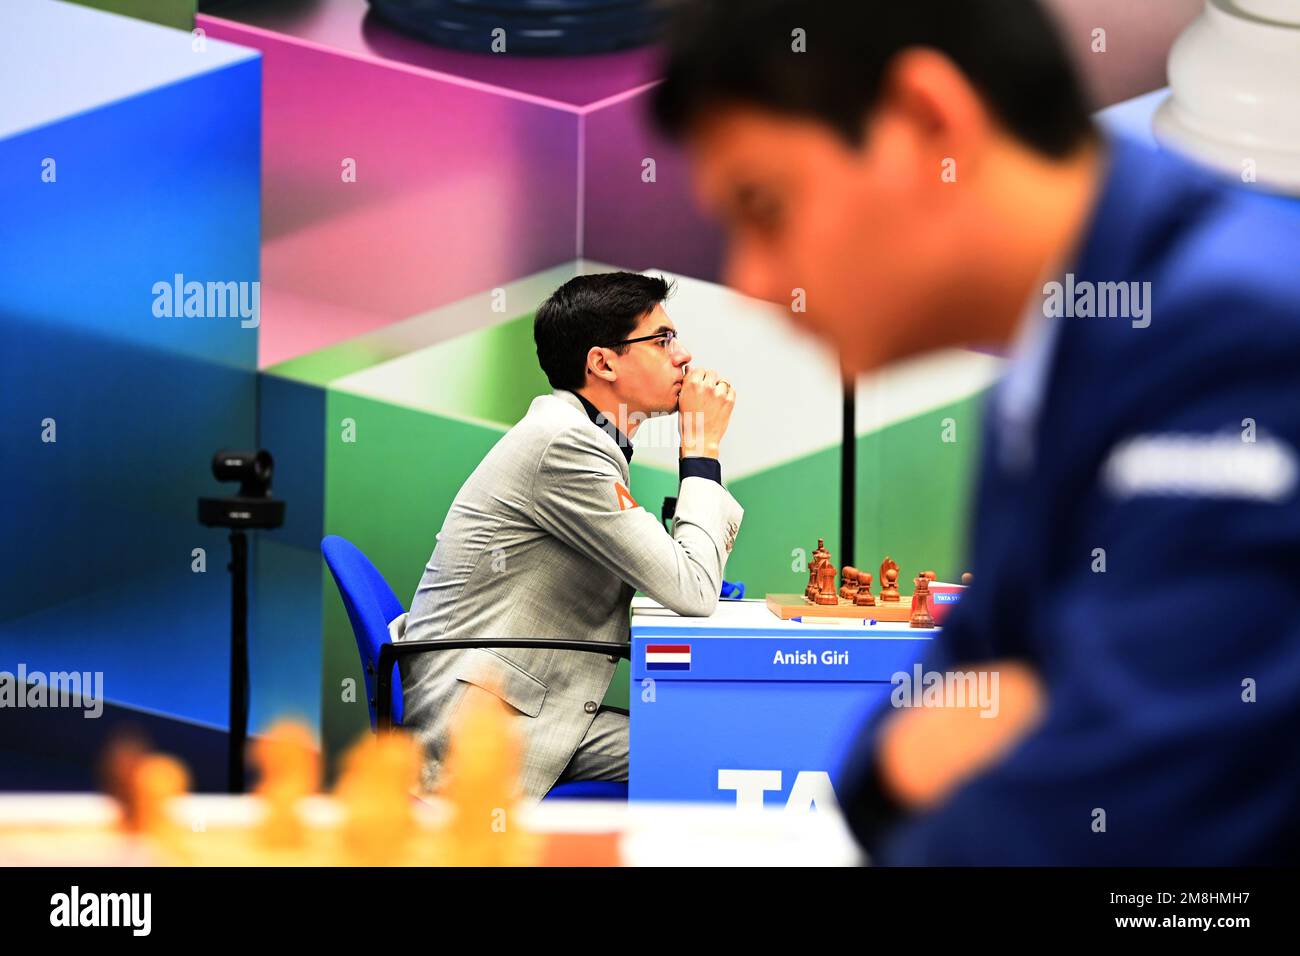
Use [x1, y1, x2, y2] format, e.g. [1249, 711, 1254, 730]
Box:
[0, 794, 860, 866]
[629, 597, 937, 808]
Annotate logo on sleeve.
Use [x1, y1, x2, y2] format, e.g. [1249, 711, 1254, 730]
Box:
[1102, 432, 1298, 502]
[614, 482, 640, 511]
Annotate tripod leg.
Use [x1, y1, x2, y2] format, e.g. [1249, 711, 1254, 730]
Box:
[228, 530, 249, 793]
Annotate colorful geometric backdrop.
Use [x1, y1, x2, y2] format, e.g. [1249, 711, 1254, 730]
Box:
[3, 0, 998, 784]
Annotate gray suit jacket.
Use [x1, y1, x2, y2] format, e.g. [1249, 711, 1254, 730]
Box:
[392, 388, 743, 799]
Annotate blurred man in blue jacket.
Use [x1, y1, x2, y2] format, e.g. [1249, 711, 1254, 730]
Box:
[654, 0, 1300, 863]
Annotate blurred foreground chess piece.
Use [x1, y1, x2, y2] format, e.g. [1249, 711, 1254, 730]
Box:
[252, 721, 320, 850]
[85, 714, 568, 866]
[336, 731, 422, 865]
[909, 575, 936, 629]
[880, 558, 901, 602]
[854, 570, 876, 606]
[99, 732, 151, 831]
[100, 732, 190, 851]
[438, 683, 539, 867]
[134, 756, 190, 848]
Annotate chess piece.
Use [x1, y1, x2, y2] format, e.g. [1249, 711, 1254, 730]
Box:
[854, 571, 876, 606]
[961, 572, 973, 586]
[806, 538, 829, 601]
[252, 720, 319, 849]
[132, 754, 191, 850]
[99, 734, 192, 860]
[99, 732, 152, 832]
[909, 575, 936, 628]
[815, 553, 838, 605]
[880, 557, 901, 602]
[337, 731, 422, 865]
[438, 682, 538, 867]
[839, 567, 860, 601]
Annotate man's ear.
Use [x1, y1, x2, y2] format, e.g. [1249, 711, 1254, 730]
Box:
[586, 346, 618, 384]
[867, 47, 992, 186]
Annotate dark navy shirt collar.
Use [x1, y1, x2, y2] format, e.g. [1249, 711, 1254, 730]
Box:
[568, 389, 634, 465]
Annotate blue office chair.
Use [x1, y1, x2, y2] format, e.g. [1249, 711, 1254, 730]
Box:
[720, 580, 746, 599]
[321, 534, 407, 728]
[321, 534, 628, 801]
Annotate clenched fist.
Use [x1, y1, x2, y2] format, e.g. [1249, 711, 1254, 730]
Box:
[678, 367, 736, 459]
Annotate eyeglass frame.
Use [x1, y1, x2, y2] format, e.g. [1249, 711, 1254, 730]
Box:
[604, 329, 679, 350]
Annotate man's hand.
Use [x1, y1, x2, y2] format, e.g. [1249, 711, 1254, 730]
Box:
[678, 367, 736, 459]
[877, 659, 1046, 809]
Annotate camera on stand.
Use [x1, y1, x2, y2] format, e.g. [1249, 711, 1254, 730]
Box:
[198, 450, 285, 793]
[199, 450, 285, 530]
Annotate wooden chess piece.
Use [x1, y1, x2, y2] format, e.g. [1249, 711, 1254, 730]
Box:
[815, 554, 838, 605]
[909, 575, 936, 628]
[839, 567, 859, 601]
[99, 733, 151, 832]
[438, 682, 538, 867]
[880, 558, 901, 602]
[252, 720, 319, 849]
[132, 754, 191, 856]
[854, 571, 876, 606]
[807, 538, 829, 601]
[910, 570, 935, 610]
[337, 731, 422, 865]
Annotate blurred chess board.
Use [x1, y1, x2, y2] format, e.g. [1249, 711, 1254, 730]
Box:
[0, 794, 862, 867]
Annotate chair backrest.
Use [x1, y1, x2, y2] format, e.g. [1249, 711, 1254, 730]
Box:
[321, 535, 405, 728]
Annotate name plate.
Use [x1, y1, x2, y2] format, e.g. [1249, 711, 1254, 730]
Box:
[632, 633, 934, 682]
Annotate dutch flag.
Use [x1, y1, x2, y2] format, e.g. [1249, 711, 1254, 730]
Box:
[645, 644, 691, 671]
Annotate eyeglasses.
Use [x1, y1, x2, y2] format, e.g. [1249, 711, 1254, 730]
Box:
[606, 329, 678, 350]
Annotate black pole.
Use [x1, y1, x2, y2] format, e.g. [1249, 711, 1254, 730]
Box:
[841, 376, 855, 570]
[228, 530, 249, 793]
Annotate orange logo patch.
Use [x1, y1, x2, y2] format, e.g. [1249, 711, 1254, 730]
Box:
[614, 482, 639, 511]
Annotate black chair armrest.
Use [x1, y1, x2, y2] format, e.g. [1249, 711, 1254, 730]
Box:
[376, 638, 632, 731]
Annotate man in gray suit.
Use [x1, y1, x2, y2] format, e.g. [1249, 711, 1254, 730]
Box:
[392, 272, 743, 800]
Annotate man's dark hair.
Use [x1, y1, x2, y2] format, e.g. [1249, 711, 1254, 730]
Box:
[652, 0, 1094, 157]
[534, 272, 676, 390]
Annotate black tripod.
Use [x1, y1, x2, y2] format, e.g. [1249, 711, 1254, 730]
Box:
[199, 450, 285, 793]
[225, 530, 250, 793]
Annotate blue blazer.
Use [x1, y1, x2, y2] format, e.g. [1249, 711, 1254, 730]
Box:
[840, 135, 1300, 865]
